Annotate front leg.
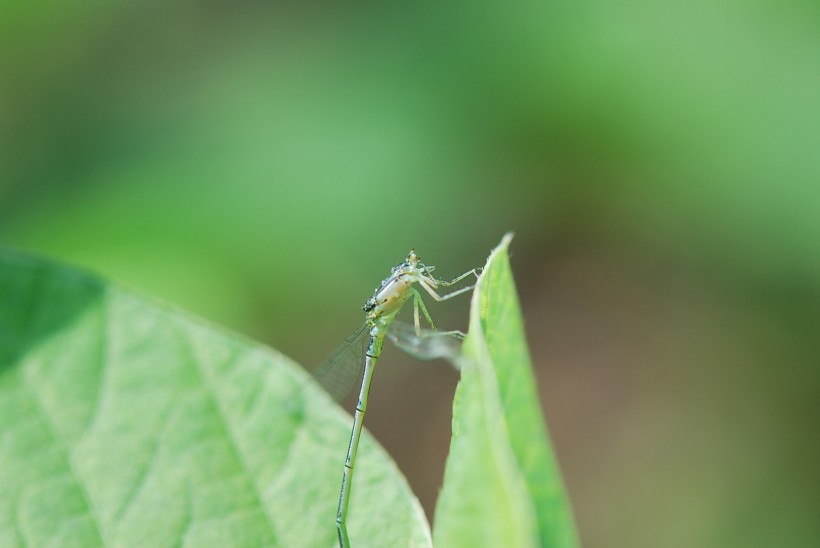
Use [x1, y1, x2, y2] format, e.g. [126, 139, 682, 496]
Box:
[435, 267, 482, 287]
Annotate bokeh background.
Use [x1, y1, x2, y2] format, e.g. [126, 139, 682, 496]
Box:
[2, 1, 819, 546]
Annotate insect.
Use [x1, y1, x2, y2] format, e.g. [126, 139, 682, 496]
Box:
[314, 249, 480, 547]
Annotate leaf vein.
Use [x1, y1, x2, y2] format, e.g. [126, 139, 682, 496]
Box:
[178, 330, 282, 545]
[22, 370, 108, 546]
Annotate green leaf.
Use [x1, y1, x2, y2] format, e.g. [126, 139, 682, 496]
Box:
[434, 233, 578, 548]
[0, 248, 431, 547]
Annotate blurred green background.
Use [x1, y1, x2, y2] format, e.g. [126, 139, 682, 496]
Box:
[2, 1, 818, 546]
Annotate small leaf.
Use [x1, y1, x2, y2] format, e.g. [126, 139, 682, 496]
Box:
[434, 234, 578, 548]
[0, 248, 431, 547]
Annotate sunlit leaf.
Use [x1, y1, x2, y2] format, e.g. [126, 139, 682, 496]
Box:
[434, 234, 578, 548]
[0, 248, 431, 547]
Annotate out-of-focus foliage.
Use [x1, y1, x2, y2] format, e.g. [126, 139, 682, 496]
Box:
[2, 1, 818, 546]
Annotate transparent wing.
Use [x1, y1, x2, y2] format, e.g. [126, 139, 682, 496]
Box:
[312, 323, 370, 402]
[385, 320, 464, 366]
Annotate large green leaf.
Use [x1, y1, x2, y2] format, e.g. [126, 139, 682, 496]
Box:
[434, 234, 578, 547]
[0, 248, 431, 547]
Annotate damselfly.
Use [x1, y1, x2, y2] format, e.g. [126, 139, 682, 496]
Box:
[313, 249, 480, 547]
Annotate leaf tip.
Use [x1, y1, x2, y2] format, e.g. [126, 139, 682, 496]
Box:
[483, 232, 514, 272]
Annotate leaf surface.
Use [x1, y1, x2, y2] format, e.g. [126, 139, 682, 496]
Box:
[434, 234, 578, 548]
[0, 248, 431, 548]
